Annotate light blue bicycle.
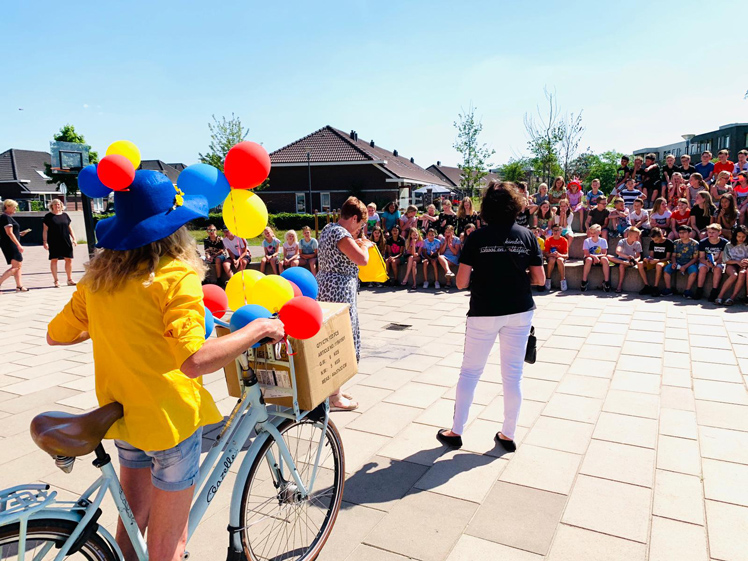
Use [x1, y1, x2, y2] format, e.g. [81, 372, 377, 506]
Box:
[0, 336, 345, 561]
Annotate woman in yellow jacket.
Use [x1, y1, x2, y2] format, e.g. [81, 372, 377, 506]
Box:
[47, 171, 284, 561]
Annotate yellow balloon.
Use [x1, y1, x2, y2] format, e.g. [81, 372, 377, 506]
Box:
[225, 269, 265, 311]
[106, 140, 141, 168]
[248, 275, 294, 314]
[222, 190, 268, 239]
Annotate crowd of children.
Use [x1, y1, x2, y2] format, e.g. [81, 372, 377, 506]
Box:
[201, 155, 748, 304]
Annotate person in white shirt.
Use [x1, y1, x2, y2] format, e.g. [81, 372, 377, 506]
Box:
[280, 230, 300, 273]
[629, 198, 650, 236]
[221, 228, 250, 278]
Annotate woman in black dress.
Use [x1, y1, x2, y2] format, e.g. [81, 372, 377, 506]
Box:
[43, 199, 77, 287]
[0, 199, 29, 292]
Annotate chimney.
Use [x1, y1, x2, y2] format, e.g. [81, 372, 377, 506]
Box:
[393, 149, 398, 157]
[354, 132, 358, 140]
[350, 130, 355, 139]
[437, 160, 441, 166]
[410, 157, 414, 163]
[370, 140, 375, 147]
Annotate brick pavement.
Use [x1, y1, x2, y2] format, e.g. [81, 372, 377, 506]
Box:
[1, 247, 748, 560]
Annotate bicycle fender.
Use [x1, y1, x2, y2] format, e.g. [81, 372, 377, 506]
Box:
[227, 415, 287, 554]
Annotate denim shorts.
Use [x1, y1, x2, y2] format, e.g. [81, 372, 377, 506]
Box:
[115, 428, 203, 492]
[698, 262, 726, 272]
[664, 263, 698, 275]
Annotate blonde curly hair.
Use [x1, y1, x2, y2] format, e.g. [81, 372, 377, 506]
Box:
[82, 226, 205, 293]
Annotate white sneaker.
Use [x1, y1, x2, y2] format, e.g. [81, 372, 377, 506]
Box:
[423, 282, 429, 289]
[445, 271, 455, 278]
[545, 280, 552, 291]
[435, 281, 441, 289]
[561, 279, 568, 291]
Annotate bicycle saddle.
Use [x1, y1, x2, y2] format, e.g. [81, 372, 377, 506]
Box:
[30, 402, 124, 457]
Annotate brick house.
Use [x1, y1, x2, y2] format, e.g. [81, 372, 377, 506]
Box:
[0, 149, 61, 208]
[264, 126, 450, 213]
[426, 161, 500, 192]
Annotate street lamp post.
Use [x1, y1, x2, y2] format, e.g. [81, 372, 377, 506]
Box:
[682, 134, 695, 158]
[305, 149, 312, 214]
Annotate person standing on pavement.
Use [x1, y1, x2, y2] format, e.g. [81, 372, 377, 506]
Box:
[317, 196, 372, 411]
[0, 199, 29, 292]
[43, 198, 77, 288]
[437, 181, 545, 452]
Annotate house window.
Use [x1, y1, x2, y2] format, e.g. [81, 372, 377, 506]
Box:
[295, 193, 306, 213]
[320, 192, 331, 211]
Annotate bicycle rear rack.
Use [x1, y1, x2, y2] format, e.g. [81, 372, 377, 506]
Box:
[0, 484, 57, 526]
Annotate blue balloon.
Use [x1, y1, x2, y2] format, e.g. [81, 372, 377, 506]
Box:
[280, 267, 318, 299]
[230, 304, 272, 347]
[177, 164, 230, 209]
[204, 306, 215, 339]
[78, 165, 111, 198]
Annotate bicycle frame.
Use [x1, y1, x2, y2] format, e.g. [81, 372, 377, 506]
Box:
[0, 377, 328, 561]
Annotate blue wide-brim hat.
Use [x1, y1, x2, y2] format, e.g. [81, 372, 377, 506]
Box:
[96, 170, 209, 251]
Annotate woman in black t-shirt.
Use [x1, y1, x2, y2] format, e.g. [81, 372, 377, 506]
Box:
[0, 199, 29, 292]
[456, 197, 481, 234]
[43, 199, 77, 287]
[690, 191, 716, 239]
[437, 200, 458, 235]
[437, 181, 545, 453]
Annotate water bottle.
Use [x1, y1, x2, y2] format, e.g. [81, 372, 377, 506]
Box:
[707, 253, 715, 266]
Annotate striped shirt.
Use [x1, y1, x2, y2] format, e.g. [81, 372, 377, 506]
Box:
[618, 188, 644, 209]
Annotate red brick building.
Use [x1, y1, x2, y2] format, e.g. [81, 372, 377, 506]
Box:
[265, 126, 449, 213]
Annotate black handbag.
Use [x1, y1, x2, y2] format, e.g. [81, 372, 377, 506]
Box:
[525, 326, 537, 364]
[507, 243, 538, 365]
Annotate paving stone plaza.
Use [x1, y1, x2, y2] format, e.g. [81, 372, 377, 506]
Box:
[1, 247, 748, 560]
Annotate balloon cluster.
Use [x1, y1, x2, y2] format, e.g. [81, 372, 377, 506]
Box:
[79, 140, 272, 245]
[202, 266, 323, 342]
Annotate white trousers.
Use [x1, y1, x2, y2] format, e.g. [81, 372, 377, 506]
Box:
[451, 310, 534, 439]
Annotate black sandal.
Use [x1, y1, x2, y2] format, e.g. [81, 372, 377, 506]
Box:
[15, 287, 29, 292]
[495, 432, 517, 452]
[436, 429, 462, 449]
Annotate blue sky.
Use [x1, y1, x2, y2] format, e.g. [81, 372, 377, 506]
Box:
[2, 0, 747, 168]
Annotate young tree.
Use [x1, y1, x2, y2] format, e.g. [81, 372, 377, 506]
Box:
[498, 157, 532, 183]
[559, 111, 585, 180]
[575, 150, 626, 193]
[199, 113, 250, 170]
[524, 87, 564, 185]
[453, 105, 495, 197]
[44, 124, 99, 207]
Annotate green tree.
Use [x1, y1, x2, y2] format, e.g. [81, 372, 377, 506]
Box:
[199, 113, 250, 171]
[497, 157, 532, 182]
[44, 124, 99, 202]
[453, 104, 495, 197]
[574, 150, 626, 194]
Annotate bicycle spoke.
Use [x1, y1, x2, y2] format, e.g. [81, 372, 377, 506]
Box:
[240, 419, 343, 561]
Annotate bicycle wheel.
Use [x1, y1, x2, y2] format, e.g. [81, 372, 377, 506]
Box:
[239, 417, 344, 561]
[0, 519, 117, 560]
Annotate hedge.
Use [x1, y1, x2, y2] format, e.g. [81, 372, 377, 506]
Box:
[93, 211, 318, 232]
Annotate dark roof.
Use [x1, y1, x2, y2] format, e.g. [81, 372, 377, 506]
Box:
[0, 149, 58, 194]
[426, 163, 499, 188]
[270, 126, 449, 186]
[139, 160, 181, 183]
[168, 163, 187, 172]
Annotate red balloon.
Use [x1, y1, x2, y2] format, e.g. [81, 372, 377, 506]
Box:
[278, 296, 323, 340]
[97, 154, 135, 191]
[288, 280, 302, 298]
[224, 141, 271, 189]
[202, 284, 229, 319]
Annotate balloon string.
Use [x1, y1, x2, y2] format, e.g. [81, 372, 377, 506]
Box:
[283, 336, 296, 356]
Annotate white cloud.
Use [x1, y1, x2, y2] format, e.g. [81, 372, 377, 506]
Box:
[83, 104, 89, 109]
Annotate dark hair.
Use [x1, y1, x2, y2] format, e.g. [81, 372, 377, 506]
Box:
[621, 156, 630, 162]
[646, 153, 656, 160]
[733, 224, 748, 244]
[515, 181, 528, 192]
[340, 196, 366, 221]
[677, 225, 692, 233]
[386, 201, 397, 213]
[650, 227, 663, 238]
[480, 180, 523, 225]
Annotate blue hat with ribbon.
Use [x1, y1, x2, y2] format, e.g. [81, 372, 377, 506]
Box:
[95, 170, 209, 251]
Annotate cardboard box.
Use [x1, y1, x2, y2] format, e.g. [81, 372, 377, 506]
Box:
[217, 302, 358, 411]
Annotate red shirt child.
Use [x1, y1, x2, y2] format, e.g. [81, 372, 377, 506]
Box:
[544, 235, 569, 255]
